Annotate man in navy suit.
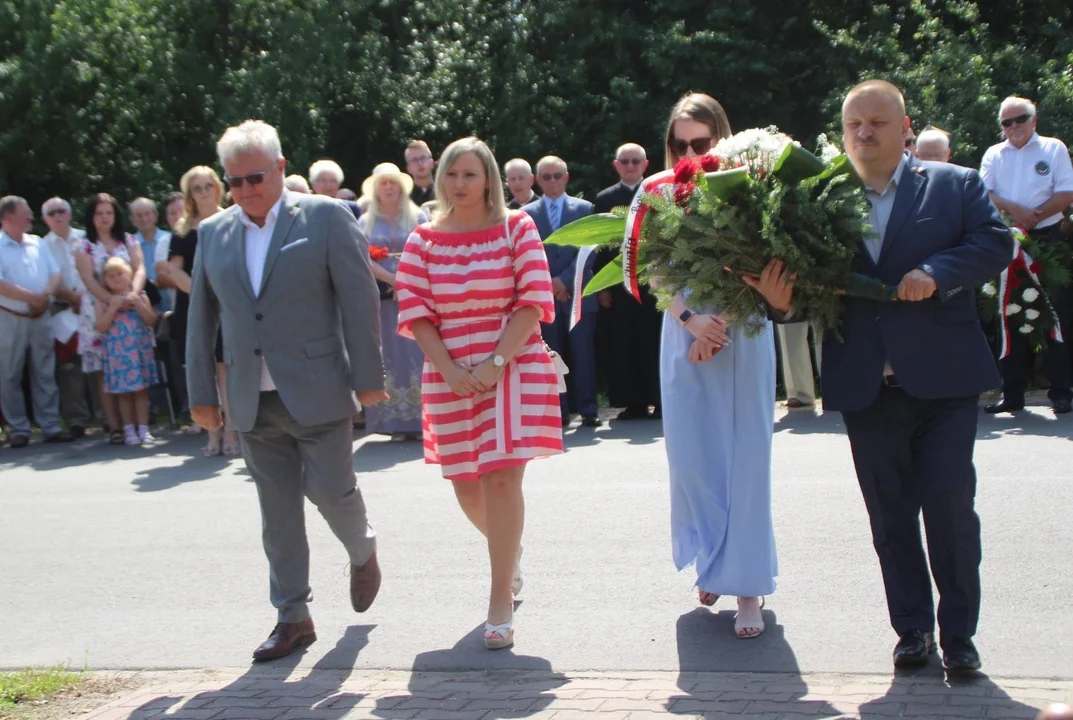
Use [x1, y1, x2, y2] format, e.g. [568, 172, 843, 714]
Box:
[749, 80, 1012, 673]
[523, 156, 599, 427]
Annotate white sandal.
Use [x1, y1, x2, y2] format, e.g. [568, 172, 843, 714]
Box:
[484, 613, 514, 650]
[512, 545, 524, 596]
[734, 597, 766, 639]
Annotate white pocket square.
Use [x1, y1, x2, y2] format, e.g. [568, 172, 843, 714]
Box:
[281, 237, 309, 252]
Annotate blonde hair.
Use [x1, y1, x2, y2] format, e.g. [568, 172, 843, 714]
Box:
[432, 137, 507, 223]
[360, 177, 422, 236]
[176, 166, 223, 235]
[664, 92, 733, 169]
[284, 174, 311, 193]
[102, 256, 133, 279]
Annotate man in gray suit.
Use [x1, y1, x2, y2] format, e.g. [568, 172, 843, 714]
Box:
[186, 120, 388, 662]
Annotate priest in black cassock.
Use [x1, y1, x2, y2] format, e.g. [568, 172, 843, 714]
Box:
[504, 158, 540, 210]
[593, 143, 663, 420]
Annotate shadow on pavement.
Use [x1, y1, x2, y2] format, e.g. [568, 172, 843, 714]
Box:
[373, 621, 566, 719]
[669, 606, 843, 715]
[859, 666, 1045, 718]
[562, 415, 663, 449]
[128, 625, 374, 719]
[352, 435, 425, 472]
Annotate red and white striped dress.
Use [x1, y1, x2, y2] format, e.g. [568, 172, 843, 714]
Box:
[395, 212, 564, 482]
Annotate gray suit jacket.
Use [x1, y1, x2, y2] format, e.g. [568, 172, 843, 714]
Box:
[185, 190, 385, 432]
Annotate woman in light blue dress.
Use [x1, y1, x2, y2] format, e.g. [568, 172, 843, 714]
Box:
[658, 92, 778, 639]
[358, 163, 429, 440]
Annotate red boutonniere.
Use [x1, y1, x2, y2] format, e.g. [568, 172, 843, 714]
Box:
[369, 245, 390, 261]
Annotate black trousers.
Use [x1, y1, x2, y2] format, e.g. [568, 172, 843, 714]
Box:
[1000, 224, 1072, 404]
[842, 386, 982, 642]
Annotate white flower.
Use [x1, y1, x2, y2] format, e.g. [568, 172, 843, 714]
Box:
[1019, 324, 1034, 334]
[981, 283, 997, 296]
[1021, 288, 1040, 302]
[1025, 309, 1040, 320]
[1005, 303, 1022, 315]
[815, 133, 842, 162]
[713, 127, 795, 172]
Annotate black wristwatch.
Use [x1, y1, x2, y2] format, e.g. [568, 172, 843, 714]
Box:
[679, 309, 694, 324]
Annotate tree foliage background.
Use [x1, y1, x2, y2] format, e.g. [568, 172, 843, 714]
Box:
[1, 0, 1071, 224]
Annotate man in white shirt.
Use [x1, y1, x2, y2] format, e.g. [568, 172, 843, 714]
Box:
[0, 196, 73, 447]
[130, 197, 173, 310]
[980, 96, 1073, 414]
[41, 197, 93, 436]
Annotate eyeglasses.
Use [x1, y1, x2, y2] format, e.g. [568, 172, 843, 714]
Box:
[191, 183, 216, 194]
[46, 209, 68, 217]
[617, 158, 645, 166]
[540, 172, 565, 182]
[407, 155, 433, 164]
[671, 136, 715, 156]
[1001, 113, 1032, 129]
[904, 137, 916, 148]
[223, 168, 271, 189]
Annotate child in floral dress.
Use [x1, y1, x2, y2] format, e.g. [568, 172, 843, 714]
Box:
[94, 257, 160, 445]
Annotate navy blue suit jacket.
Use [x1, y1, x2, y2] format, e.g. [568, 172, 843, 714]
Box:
[821, 155, 1013, 412]
[523, 195, 596, 313]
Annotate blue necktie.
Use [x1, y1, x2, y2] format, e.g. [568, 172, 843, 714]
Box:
[549, 200, 561, 232]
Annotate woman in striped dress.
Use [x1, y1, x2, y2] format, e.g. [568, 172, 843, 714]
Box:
[396, 137, 563, 650]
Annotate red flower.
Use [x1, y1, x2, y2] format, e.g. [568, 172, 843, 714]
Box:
[699, 154, 721, 172]
[674, 157, 701, 184]
[673, 181, 696, 206]
[370, 245, 389, 261]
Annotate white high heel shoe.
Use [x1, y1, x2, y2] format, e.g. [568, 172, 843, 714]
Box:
[484, 612, 514, 650]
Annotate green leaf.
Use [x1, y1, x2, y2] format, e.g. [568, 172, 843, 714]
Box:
[699, 167, 751, 198]
[583, 257, 622, 295]
[773, 143, 828, 184]
[545, 213, 625, 247]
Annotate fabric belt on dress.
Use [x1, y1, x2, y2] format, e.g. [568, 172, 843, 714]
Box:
[439, 314, 521, 454]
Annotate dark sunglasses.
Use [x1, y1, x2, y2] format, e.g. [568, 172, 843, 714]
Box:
[1001, 113, 1032, 129]
[46, 209, 68, 217]
[618, 158, 645, 166]
[671, 136, 714, 156]
[224, 168, 271, 189]
[540, 172, 565, 181]
[904, 137, 916, 148]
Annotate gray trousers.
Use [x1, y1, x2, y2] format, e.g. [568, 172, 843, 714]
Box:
[242, 391, 376, 623]
[776, 321, 822, 404]
[56, 355, 93, 428]
[0, 312, 62, 436]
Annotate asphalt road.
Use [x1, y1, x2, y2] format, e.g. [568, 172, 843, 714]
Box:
[1, 404, 1070, 679]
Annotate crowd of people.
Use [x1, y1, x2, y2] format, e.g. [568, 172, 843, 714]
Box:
[0, 80, 1068, 673]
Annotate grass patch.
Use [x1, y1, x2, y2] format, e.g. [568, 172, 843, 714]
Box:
[0, 666, 84, 711]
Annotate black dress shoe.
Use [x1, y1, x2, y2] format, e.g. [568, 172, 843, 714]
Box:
[44, 430, 74, 443]
[984, 398, 1024, 414]
[9, 435, 30, 449]
[650, 407, 662, 420]
[1054, 397, 1072, 414]
[616, 406, 648, 421]
[893, 630, 935, 667]
[69, 426, 86, 440]
[942, 637, 982, 673]
[581, 414, 603, 427]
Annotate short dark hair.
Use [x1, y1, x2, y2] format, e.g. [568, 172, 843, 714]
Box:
[164, 191, 184, 207]
[0, 195, 27, 221]
[84, 193, 125, 244]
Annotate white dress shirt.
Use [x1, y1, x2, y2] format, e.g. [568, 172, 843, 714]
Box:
[980, 133, 1073, 228]
[239, 195, 284, 392]
[0, 231, 61, 314]
[42, 227, 87, 293]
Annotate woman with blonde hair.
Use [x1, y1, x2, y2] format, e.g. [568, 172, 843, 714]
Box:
[395, 137, 563, 650]
[359, 163, 428, 440]
[659, 92, 777, 639]
[155, 166, 238, 455]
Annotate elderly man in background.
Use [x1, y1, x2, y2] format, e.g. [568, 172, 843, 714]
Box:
[914, 127, 952, 163]
[130, 197, 173, 311]
[310, 159, 362, 220]
[980, 96, 1073, 415]
[504, 158, 539, 209]
[41, 197, 94, 436]
[0, 196, 73, 447]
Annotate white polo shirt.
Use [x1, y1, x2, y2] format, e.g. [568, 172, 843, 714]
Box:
[0, 231, 60, 314]
[42, 227, 87, 293]
[980, 133, 1073, 228]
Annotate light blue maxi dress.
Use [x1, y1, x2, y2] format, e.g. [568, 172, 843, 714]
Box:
[661, 308, 779, 597]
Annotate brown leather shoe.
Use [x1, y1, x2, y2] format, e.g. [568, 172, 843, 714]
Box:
[350, 552, 381, 613]
[252, 619, 316, 662]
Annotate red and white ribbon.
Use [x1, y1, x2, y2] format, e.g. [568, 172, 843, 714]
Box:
[569, 245, 596, 330]
[998, 237, 1064, 358]
[622, 169, 676, 300]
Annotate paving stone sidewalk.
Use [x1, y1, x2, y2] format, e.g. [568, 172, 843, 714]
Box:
[80, 669, 1073, 720]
